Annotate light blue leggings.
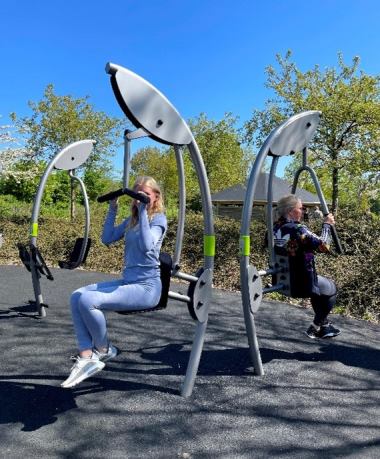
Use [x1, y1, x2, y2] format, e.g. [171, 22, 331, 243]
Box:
[70, 277, 161, 352]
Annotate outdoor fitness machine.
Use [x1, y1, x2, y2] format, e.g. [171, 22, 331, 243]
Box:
[103, 63, 215, 397]
[18, 140, 95, 317]
[239, 110, 343, 375]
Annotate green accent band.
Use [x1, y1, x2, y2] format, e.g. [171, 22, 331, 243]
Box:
[204, 235, 215, 257]
[30, 223, 38, 237]
[240, 235, 250, 256]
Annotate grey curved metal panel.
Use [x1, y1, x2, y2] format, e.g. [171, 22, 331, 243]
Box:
[54, 140, 95, 170]
[268, 111, 321, 157]
[106, 63, 192, 146]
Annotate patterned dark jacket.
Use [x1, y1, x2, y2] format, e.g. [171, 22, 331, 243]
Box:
[273, 217, 332, 297]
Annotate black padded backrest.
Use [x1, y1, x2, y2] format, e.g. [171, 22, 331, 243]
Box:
[273, 249, 314, 298]
[18, 243, 32, 272]
[156, 252, 172, 308]
[272, 252, 291, 297]
[58, 237, 92, 270]
[32, 246, 54, 281]
[19, 245, 54, 281]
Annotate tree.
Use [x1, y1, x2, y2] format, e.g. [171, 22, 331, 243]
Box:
[189, 113, 252, 194]
[0, 122, 35, 181]
[10, 85, 124, 218]
[83, 167, 117, 202]
[244, 52, 380, 212]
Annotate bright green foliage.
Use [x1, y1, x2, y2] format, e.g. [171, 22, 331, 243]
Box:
[48, 170, 71, 204]
[82, 167, 117, 202]
[189, 113, 252, 194]
[245, 52, 380, 212]
[0, 160, 72, 204]
[0, 160, 42, 202]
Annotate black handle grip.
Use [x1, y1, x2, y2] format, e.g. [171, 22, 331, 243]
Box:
[97, 188, 125, 203]
[97, 187, 150, 204]
[122, 188, 150, 204]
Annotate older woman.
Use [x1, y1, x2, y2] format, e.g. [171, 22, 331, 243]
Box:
[62, 176, 167, 388]
[273, 194, 340, 339]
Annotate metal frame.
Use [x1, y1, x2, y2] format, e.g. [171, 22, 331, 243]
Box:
[239, 111, 343, 375]
[292, 149, 343, 253]
[26, 140, 95, 317]
[106, 63, 215, 397]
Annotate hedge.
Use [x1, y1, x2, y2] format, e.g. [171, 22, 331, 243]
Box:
[0, 209, 379, 323]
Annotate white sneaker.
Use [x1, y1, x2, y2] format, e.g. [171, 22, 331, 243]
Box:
[61, 354, 105, 388]
[95, 344, 119, 362]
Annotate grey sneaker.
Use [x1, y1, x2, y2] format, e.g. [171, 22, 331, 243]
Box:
[61, 354, 105, 388]
[319, 323, 341, 338]
[95, 344, 119, 362]
[305, 324, 321, 339]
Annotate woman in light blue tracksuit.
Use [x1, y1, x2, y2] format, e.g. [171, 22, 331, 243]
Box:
[61, 176, 167, 388]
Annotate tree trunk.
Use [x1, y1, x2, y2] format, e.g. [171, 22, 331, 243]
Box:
[331, 165, 339, 214]
[70, 175, 76, 222]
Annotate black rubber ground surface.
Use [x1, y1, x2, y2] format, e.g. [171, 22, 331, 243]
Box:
[0, 265, 379, 458]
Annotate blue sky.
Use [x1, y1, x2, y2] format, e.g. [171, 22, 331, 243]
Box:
[1, 0, 380, 176]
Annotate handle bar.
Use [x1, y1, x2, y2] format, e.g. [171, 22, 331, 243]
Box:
[323, 216, 343, 255]
[97, 187, 150, 204]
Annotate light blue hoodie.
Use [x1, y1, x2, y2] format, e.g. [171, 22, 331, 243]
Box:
[101, 204, 167, 283]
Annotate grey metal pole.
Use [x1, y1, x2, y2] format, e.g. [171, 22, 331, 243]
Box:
[30, 162, 57, 246]
[187, 139, 215, 270]
[123, 130, 131, 189]
[173, 145, 186, 269]
[29, 159, 57, 317]
[292, 153, 343, 254]
[181, 320, 208, 397]
[266, 156, 279, 267]
[181, 138, 215, 397]
[240, 148, 268, 376]
[30, 264, 45, 317]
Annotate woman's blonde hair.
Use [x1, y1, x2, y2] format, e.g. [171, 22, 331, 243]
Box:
[276, 194, 301, 219]
[130, 176, 165, 227]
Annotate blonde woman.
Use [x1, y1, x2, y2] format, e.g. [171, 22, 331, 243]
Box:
[62, 176, 167, 388]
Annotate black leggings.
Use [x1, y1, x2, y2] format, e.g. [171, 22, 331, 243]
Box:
[310, 275, 337, 326]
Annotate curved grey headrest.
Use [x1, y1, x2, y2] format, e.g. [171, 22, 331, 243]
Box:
[267, 111, 321, 157]
[54, 140, 95, 170]
[106, 63, 192, 146]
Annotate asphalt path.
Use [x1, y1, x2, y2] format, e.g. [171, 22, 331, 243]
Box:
[0, 265, 379, 458]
